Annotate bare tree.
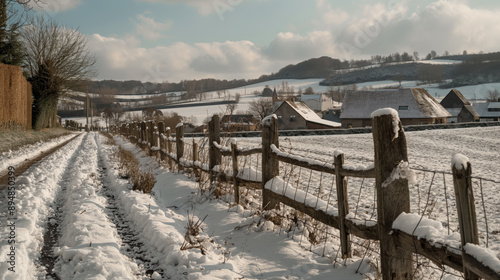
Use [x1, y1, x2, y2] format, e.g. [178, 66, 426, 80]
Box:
[23, 16, 96, 129]
[486, 89, 500, 102]
[247, 97, 274, 121]
[304, 86, 314, 95]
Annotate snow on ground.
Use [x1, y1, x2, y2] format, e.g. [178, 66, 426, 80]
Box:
[0, 131, 377, 279]
[0, 134, 86, 279]
[110, 135, 374, 279]
[0, 133, 78, 175]
[237, 125, 500, 260]
[1, 123, 499, 279]
[54, 133, 140, 279]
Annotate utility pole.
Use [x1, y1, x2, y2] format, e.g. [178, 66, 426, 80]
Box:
[85, 93, 90, 132]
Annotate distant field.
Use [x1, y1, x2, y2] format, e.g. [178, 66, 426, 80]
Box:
[63, 78, 500, 126]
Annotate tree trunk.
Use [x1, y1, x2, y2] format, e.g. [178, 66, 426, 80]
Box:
[32, 91, 59, 130]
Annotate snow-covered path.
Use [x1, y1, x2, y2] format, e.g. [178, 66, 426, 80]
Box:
[3, 126, 498, 279]
[0, 132, 373, 279]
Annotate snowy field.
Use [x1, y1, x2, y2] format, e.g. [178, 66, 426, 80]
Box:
[236, 125, 500, 259]
[0, 124, 499, 279]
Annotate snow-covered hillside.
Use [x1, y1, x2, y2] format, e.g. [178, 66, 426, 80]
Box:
[63, 78, 500, 127]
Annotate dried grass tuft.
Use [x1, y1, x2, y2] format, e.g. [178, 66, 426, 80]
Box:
[114, 146, 156, 193]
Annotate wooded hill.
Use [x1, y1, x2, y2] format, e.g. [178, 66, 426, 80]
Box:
[82, 51, 500, 94]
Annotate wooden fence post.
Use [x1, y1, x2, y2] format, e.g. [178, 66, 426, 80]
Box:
[193, 139, 200, 178]
[262, 115, 280, 210]
[148, 121, 155, 156]
[166, 127, 173, 168]
[136, 122, 140, 142]
[208, 115, 222, 183]
[372, 108, 413, 279]
[176, 124, 184, 172]
[231, 140, 240, 204]
[140, 121, 147, 149]
[335, 152, 351, 259]
[452, 154, 480, 280]
[158, 122, 166, 161]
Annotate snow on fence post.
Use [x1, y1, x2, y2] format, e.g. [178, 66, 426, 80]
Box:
[176, 124, 184, 172]
[208, 115, 221, 184]
[231, 140, 240, 204]
[372, 108, 413, 280]
[451, 154, 480, 280]
[261, 114, 280, 210]
[334, 152, 351, 258]
[158, 122, 166, 161]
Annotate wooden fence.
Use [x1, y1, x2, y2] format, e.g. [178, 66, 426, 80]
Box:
[0, 63, 33, 129]
[113, 112, 500, 280]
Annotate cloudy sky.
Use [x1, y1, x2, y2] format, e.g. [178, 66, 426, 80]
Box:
[30, 0, 500, 82]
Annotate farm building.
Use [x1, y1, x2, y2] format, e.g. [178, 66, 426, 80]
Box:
[273, 100, 341, 130]
[440, 89, 479, 123]
[473, 102, 500, 122]
[220, 114, 258, 131]
[262, 87, 273, 97]
[300, 94, 337, 112]
[340, 88, 451, 128]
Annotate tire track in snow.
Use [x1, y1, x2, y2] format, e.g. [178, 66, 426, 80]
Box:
[51, 132, 140, 280]
[96, 134, 165, 280]
[97, 166, 165, 279]
[39, 133, 90, 279]
[0, 133, 86, 280]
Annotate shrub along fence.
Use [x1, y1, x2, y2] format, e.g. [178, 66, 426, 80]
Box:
[0, 63, 33, 129]
[113, 111, 500, 280]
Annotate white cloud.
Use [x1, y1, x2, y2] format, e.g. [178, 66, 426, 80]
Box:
[88, 34, 267, 82]
[30, 0, 81, 14]
[309, 0, 500, 58]
[138, 0, 245, 16]
[135, 14, 172, 41]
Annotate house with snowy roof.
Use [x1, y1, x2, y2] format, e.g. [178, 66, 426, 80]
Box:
[472, 102, 500, 122]
[340, 88, 451, 128]
[273, 100, 341, 130]
[300, 94, 338, 112]
[440, 89, 479, 123]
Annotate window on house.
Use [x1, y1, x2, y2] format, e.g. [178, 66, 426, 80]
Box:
[290, 115, 296, 122]
[399, 106, 409, 110]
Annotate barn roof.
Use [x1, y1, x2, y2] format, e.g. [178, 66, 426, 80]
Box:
[440, 89, 474, 109]
[277, 101, 341, 127]
[341, 88, 451, 119]
[473, 102, 500, 117]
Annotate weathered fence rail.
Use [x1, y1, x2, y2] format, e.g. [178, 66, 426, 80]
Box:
[113, 110, 500, 280]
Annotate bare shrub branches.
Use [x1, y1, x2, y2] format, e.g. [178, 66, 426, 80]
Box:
[114, 146, 156, 193]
